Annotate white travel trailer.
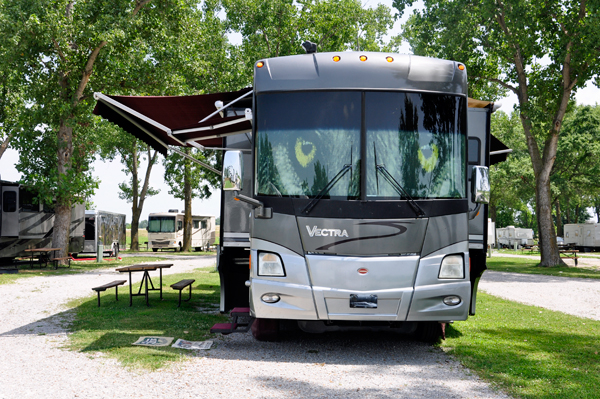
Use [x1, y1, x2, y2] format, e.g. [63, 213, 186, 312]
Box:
[0, 178, 84, 264]
[82, 210, 126, 257]
[147, 210, 215, 252]
[487, 219, 496, 248]
[496, 226, 534, 248]
[94, 48, 510, 342]
[564, 223, 600, 250]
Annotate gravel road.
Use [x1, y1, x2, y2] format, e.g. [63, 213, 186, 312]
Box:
[7, 253, 597, 399]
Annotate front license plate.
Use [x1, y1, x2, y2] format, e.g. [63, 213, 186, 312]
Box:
[349, 294, 378, 309]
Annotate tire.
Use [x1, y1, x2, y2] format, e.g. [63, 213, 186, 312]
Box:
[414, 322, 442, 343]
[195, 247, 201, 252]
[111, 244, 119, 258]
[152, 248, 158, 253]
[251, 318, 280, 341]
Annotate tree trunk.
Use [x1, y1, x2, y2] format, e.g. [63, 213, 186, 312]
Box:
[0, 133, 12, 159]
[128, 145, 158, 251]
[536, 174, 564, 266]
[555, 199, 562, 238]
[52, 122, 74, 261]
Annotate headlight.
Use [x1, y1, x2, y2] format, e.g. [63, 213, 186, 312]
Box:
[439, 254, 464, 279]
[258, 252, 285, 276]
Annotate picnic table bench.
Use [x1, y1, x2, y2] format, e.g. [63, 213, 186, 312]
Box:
[560, 249, 579, 266]
[91, 280, 127, 307]
[170, 279, 195, 307]
[51, 256, 72, 269]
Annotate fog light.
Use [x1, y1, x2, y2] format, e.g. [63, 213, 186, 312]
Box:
[261, 293, 280, 303]
[443, 295, 462, 306]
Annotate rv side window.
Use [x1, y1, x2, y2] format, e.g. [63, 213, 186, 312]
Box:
[19, 187, 39, 212]
[193, 220, 199, 229]
[201, 220, 207, 229]
[468, 138, 480, 165]
[178, 221, 183, 231]
[3, 191, 17, 212]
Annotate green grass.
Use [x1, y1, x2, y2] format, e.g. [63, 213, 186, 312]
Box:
[487, 257, 600, 279]
[442, 293, 600, 399]
[66, 266, 227, 370]
[0, 256, 166, 285]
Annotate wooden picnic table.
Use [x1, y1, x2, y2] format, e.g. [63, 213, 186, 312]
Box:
[23, 248, 62, 269]
[559, 249, 579, 266]
[115, 263, 173, 306]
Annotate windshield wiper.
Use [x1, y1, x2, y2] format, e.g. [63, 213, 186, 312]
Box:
[376, 164, 426, 218]
[301, 164, 352, 215]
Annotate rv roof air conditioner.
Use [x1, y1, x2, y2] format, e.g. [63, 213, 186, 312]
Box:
[168, 209, 178, 213]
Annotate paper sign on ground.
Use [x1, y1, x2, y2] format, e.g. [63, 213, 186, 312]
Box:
[171, 339, 213, 350]
[132, 336, 174, 347]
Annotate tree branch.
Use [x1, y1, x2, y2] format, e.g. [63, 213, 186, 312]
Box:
[73, 41, 107, 105]
[133, 0, 153, 17]
[471, 75, 518, 95]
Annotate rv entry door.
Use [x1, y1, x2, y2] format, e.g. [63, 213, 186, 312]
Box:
[1, 185, 19, 237]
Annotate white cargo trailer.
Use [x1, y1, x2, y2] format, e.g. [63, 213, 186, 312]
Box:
[82, 210, 126, 257]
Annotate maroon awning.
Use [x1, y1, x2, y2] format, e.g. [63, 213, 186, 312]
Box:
[93, 88, 253, 156]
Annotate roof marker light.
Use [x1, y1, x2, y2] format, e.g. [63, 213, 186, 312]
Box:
[360, 55, 368, 62]
[386, 56, 394, 63]
[458, 64, 465, 71]
[256, 61, 264, 68]
[333, 55, 341, 62]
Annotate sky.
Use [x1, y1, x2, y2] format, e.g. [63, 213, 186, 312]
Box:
[1, 0, 599, 223]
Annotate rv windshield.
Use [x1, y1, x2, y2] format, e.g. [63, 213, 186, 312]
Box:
[148, 216, 176, 233]
[255, 91, 466, 200]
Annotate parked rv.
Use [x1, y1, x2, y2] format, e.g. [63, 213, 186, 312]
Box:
[147, 210, 215, 252]
[564, 223, 600, 251]
[94, 49, 510, 342]
[82, 210, 126, 257]
[0, 178, 84, 263]
[496, 226, 534, 248]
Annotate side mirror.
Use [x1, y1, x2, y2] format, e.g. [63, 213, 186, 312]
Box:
[471, 166, 490, 204]
[223, 150, 243, 191]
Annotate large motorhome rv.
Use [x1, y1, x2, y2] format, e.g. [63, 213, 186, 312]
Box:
[93, 49, 509, 341]
[83, 210, 126, 257]
[0, 178, 84, 264]
[147, 210, 215, 252]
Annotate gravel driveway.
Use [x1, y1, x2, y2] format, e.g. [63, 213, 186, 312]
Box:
[0, 255, 531, 399]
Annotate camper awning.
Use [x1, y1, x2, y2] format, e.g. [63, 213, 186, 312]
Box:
[93, 90, 511, 165]
[92, 88, 253, 156]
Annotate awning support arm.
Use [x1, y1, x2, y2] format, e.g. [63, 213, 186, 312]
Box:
[168, 146, 222, 176]
[198, 90, 253, 123]
[173, 117, 249, 135]
[489, 149, 513, 156]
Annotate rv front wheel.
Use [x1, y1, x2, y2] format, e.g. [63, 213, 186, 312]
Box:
[251, 318, 279, 341]
[414, 322, 443, 343]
